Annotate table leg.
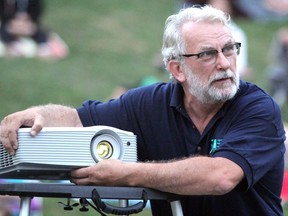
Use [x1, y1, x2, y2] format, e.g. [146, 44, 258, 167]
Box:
[19, 197, 32, 216]
[170, 200, 183, 216]
[119, 199, 128, 216]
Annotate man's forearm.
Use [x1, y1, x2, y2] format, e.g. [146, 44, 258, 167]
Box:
[30, 104, 83, 127]
[125, 157, 244, 195]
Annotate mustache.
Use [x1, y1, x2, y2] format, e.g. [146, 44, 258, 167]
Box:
[209, 70, 235, 83]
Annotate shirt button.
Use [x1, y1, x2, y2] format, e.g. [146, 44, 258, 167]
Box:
[197, 146, 201, 151]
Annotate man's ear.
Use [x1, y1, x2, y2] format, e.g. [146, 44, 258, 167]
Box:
[167, 60, 186, 83]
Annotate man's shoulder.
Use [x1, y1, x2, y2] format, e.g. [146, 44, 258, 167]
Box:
[237, 80, 272, 102]
[231, 80, 281, 116]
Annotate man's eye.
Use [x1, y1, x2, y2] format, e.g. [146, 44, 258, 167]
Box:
[199, 50, 216, 58]
[223, 45, 234, 53]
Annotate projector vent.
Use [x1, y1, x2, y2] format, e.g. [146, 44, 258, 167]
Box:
[0, 148, 13, 168]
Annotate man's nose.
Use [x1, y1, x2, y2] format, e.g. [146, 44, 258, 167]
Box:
[215, 52, 231, 70]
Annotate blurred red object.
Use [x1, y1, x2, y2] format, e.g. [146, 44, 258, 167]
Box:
[281, 170, 288, 202]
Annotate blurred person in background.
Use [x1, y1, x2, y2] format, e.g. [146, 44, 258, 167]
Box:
[267, 29, 288, 206]
[0, 0, 68, 59]
[234, 0, 288, 22]
[267, 28, 288, 108]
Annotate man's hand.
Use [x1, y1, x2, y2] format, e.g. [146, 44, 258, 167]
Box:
[0, 104, 83, 155]
[70, 159, 131, 186]
[0, 109, 43, 155]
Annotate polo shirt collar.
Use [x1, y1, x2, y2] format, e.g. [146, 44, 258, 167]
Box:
[169, 82, 184, 109]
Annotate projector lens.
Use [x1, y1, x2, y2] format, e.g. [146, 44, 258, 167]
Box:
[91, 131, 123, 162]
[96, 141, 113, 159]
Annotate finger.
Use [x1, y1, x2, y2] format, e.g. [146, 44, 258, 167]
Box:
[69, 168, 92, 186]
[0, 121, 19, 155]
[5, 129, 18, 154]
[69, 167, 90, 178]
[9, 128, 18, 151]
[70, 177, 91, 186]
[0, 140, 15, 155]
[0, 132, 17, 155]
[30, 115, 44, 136]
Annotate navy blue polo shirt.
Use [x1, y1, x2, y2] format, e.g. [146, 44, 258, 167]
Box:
[77, 80, 286, 216]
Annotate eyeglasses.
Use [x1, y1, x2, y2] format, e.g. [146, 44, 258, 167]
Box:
[180, 42, 241, 64]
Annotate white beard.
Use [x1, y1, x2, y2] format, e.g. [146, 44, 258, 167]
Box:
[183, 65, 240, 104]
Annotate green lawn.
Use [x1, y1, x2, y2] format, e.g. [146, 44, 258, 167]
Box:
[1, 0, 288, 215]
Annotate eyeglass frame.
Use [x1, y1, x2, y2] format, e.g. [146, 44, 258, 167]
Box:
[179, 42, 241, 63]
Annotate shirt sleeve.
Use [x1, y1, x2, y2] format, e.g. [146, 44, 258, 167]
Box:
[76, 94, 136, 131]
[76, 84, 168, 134]
[213, 94, 286, 191]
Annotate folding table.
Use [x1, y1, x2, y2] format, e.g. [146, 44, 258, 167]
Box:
[0, 183, 184, 216]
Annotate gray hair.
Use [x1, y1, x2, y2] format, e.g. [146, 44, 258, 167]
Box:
[161, 5, 231, 68]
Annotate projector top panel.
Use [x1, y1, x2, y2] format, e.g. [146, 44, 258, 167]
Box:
[17, 126, 135, 134]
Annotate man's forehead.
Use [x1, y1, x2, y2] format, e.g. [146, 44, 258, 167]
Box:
[182, 20, 228, 31]
[182, 21, 233, 44]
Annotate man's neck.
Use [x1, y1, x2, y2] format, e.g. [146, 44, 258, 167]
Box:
[184, 94, 224, 134]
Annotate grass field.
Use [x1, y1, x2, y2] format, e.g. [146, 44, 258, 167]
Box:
[1, 0, 288, 215]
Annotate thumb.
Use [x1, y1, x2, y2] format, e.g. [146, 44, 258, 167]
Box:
[30, 116, 44, 136]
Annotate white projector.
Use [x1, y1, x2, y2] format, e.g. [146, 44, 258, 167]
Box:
[0, 126, 137, 179]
